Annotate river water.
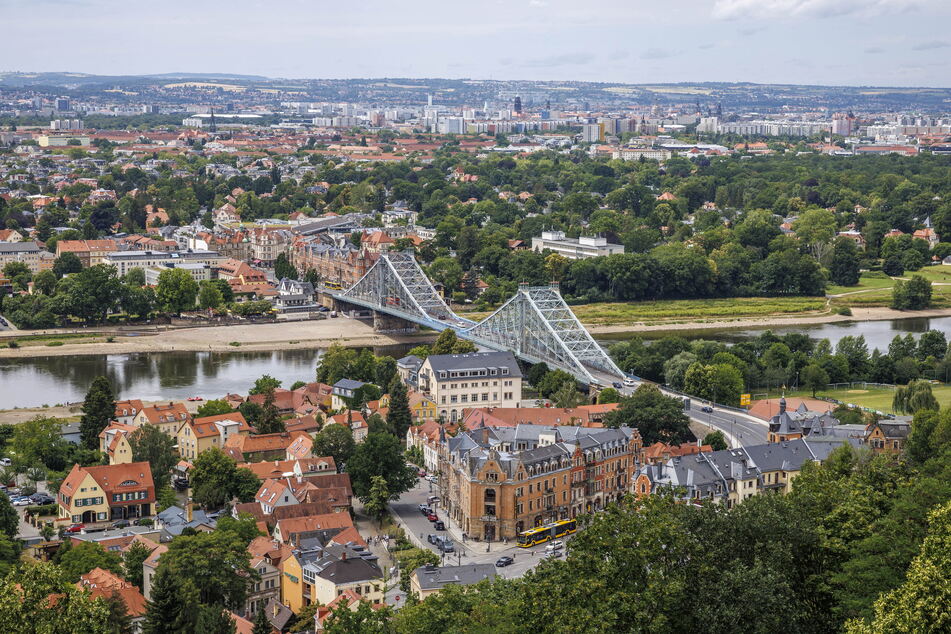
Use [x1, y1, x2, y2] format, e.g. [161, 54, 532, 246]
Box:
[0, 344, 412, 409]
[2, 317, 950, 410]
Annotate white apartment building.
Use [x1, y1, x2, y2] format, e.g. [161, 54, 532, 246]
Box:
[103, 250, 225, 278]
[143, 262, 213, 285]
[418, 352, 522, 423]
[531, 231, 624, 260]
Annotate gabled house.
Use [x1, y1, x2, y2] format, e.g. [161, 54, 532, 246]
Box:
[176, 412, 253, 461]
[865, 419, 911, 455]
[113, 399, 145, 425]
[98, 422, 137, 465]
[133, 402, 191, 437]
[77, 567, 147, 629]
[224, 431, 313, 463]
[331, 379, 367, 410]
[59, 462, 155, 525]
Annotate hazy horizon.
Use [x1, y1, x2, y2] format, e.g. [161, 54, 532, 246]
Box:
[2, 0, 950, 89]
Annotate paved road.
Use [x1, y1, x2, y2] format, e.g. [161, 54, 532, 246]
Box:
[387, 479, 566, 595]
[683, 406, 768, 445]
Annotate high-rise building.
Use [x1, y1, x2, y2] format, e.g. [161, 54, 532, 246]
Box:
[582, 123, 604, 143]
[513, 96, 522, 114]
[832, 112, 854, 137]
[55, 97, 70, 112]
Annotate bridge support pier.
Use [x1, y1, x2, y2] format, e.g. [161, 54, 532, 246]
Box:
[373, 311, 419, 334]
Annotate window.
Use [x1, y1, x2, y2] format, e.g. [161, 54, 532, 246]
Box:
[482, 393, 489, 401]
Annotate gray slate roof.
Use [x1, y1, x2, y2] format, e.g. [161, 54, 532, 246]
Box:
[412, 564, 497, 591]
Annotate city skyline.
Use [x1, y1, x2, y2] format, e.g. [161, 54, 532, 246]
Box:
[2, 0, 951, 88]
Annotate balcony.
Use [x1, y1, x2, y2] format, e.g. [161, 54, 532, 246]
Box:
[480, 515, 499, 522]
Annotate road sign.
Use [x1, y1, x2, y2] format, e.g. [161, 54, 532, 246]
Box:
[740, 393, 751, 406]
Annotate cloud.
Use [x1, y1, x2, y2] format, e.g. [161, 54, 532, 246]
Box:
[912, 39, 950, 50]
[738, 25, 766, 35]
[698, 42, 716, 50]
[641, 47, 678, 60]
[520, 52, 595, 67]
[610, 50, 630, 60]
[528, 0, 548, 6]
[712, 0, 922, 20]
[863, 46, 885, 54]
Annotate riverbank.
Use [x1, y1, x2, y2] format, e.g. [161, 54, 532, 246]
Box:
[0, 398, 206, 425]
[585, 305, 951, 336]
[0, 318, 430, 359]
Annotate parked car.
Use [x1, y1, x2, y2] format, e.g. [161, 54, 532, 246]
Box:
[434, 520, 445, 531]
[30, 493, 54, 505]
[495, 556, 514, 567]
[133, 518, 153, 526]
[173, 477, 189, 491]
[187, 396, 203, 402]
[417, 470, 427, 477]
[419, 505, 431, 515]
[438, 539, 454, 553]
[12, 497, 32, 506]
[545, 540, 564, 552]
[427, 534, 438, 544]
[65, 523, 85, 534]
[426, 513, 438, 522]
[427, 495, 440, 505]
[111, 519, 130, 529]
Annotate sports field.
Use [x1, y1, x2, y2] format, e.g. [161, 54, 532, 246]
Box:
[767, 384, 951, 415]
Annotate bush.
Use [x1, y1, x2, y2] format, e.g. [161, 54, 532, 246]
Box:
[6, 341, 18, 349]
[25, 504, 58, 516]
[46, 341, 64, 347]
[105, 336, 115, 343]
[229, 341, 241, 347]
[834, 306, 852, 316]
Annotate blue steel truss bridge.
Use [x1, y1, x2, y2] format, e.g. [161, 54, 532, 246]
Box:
[330, 251, 626, 386]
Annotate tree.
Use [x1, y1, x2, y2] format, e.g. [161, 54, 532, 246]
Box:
[198, 282, 224, 310]
[122, 541, 152, 589]
[893, 380, 939, 415]
[683, 363, 743, 406]
[289, 603, 321, 632]
[249, 375, 282, 395]
[375, 356, 398, 390]
[830, 236, 861, 286]
[80, 375, 115, 449]
[316, 343, 359, 385]
[793, 208, 836, 262]
[103, 591, 133, 634]
[0, 561, 111, 634]
[0, 493, 17, 539]
[428, 257, 463, 293]
[597, 387, 620, 404]
[190, 449, 260, 509]
[142, 566, 196, 634]
[155, 268, 199, 314]
[537, 369, 576, 399]
[53, 251, 82, 278]
[197, 400, 235, 418]
[58, 541, 123, 583]
[58, 264, 123, 323]
[274, 252, 297, 280]
[255, 387, 285, 435]
[32, 269, 58, 296]
[394, 547, 440, 593]
[364, 475, 390, 526]
[429, 328, 476, 355]
[552, 381, 584, 408]
[604, 384, 692, 444]
[387, 376, 413, 441]
[123, 267, 146, 287]
[801, 363, 830, 398]
[845, 501, 951, 634]
[8, 415, 69, 471]
[195, 605, 237, 634]
[703, 430, 728, 451]
[313, 424, 356, 469]
[526, 362, 550, 387]
[323, 600, 393, 634]
[128, 424, 177, 490]
[252, 608, 271, 634]
[160, 530, 257, 609]
[346, 432, 417, 501]
[217, 513, 264, 546]
[892, 275, 932, 310]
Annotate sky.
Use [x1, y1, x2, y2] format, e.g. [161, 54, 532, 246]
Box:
[2, 0, 951, 87]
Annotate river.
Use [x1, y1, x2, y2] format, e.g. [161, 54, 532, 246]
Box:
[0, 344, 413, 409]
[2, 317, 949, 410]
[596, 316, 951, 350]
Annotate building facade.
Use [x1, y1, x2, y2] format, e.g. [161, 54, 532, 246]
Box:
[418, 352, 522, 423]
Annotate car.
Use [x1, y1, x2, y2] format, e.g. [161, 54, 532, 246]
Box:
[173, 477, 189, 491]
[65, 523, 85, 534]
[700, 406, 713, 413]
[0, 458, 11, 467]
[623, 377, 637, 387]
[542, 549, 563, 559]
[427, 513, 438, 522]
[545, 540, 564, 552]
[427, 495, 440, 505]
[427, 534, 438, 544]
[439, 540, 454, 553]
[612, 382, 623, 389]
[434, 520, 445, 530]
[418, 470, 427, 477]
[30, 494, 54, 505]
[133, 518, 153, 526]
[495, 556, 514, 567]
[111, 519, 130, 529]
[187, 396, 203, 402]
[419, 505, 431, 515]
[12, 497, 32, 506]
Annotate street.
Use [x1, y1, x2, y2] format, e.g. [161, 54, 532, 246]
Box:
[387, 479, 566, 590]
[683, 406, 768, 445]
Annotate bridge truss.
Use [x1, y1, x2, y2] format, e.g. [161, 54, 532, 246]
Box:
[336, 252, 623, 384]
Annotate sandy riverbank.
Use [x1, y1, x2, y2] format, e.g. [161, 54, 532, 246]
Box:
[585, 306, 951, 335]
[0, 398, 207, 426]
[0, 318, 430, 359]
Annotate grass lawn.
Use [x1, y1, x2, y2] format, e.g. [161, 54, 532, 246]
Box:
[754, 384, 951, 414]
[826, 271, 895, 296]
[833, 285, 951, 308]
[460, 297, 829, 325]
